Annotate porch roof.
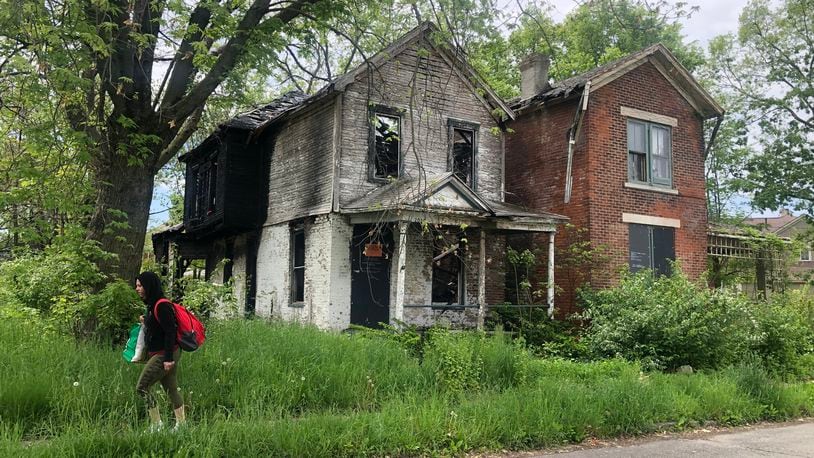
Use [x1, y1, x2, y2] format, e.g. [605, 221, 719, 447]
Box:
[340, 173, 567, 232]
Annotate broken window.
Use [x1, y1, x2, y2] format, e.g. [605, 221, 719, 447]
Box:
[291, 227, 305, 304]
[371, 112, 400, 180]
[432, 244, 465, 305]
[629, 223, 675, 276]
[627, 119, 672, 186]
[190, 157, 218, 221]
[449, 119, 478, 188]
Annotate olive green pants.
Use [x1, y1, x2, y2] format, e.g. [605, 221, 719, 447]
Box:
[136, 350, 183, 409]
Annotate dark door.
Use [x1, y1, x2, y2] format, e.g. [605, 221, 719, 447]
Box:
[350, 224, 392, 328]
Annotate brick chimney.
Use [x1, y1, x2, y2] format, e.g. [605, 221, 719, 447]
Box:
[519, 54, 551, 100]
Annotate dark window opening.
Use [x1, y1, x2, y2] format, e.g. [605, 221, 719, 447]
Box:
[191, 158, 218, 221]
[432, 244, 465, 305]
[291, 228, 305, 303]
[627, 119, 672, 186]
[373, 113, 400, 179]
[629, 223, 675, 276]
[452, 128, 475, 185]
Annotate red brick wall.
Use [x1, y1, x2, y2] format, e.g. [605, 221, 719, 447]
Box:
[506, 61, 708, 316]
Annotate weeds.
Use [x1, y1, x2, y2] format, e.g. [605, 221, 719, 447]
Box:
[2, 317, 814, 456]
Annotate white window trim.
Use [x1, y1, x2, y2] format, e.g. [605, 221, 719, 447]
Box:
[624, 181, 679, 195]
[621, 106, 678, 127]
[622, 213, 681, 228]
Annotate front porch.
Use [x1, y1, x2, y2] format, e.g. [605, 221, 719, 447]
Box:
[342, 173, 566, 330]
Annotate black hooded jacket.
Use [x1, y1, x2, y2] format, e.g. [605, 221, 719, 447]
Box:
[137, 272, 178, 361]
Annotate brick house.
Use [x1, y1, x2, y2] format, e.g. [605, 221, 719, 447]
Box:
[505, 46, 725, 315]
[153, 23, 565, 330]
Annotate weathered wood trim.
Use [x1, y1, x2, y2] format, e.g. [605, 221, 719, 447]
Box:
[367, 104, 405, 183]
[447, 118, 480, 191]
[394, 221, 408, 325]
[332, 92, 343, 212]
[477, 230, 486, 330]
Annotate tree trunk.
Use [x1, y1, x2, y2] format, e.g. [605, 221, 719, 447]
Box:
[87, 152, 157, 284]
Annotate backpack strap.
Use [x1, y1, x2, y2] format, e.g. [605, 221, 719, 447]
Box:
[153, 299, 175, 324]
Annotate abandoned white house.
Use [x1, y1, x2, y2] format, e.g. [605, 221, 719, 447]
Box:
[153, 23, 566, 330]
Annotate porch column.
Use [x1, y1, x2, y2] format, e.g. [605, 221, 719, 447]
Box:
[477, 229, 487, 331]
[547, 231, 555, 318]
[394, 221, 408, 325]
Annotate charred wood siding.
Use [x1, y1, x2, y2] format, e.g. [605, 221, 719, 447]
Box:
[183, 132, 265, 237]
[266, 100, 336, 225]
[339, 38, 504, 206]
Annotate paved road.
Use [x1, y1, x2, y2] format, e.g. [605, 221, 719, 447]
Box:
[538, 420, 814, 457]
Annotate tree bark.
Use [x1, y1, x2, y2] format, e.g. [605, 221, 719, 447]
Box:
[86, 151, 157, 283]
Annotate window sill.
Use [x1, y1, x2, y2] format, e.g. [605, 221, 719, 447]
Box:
[624, 182, 679, 195]
[288, 302, 305, 308]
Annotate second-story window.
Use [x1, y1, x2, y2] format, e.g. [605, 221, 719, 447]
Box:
[192, 158, 218, 220]
[448, 119, 478, 189]
[370, 110, 401, 181]
[628, 119, 671, 187]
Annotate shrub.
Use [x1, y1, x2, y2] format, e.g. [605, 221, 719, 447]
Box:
[49, 280, 143, 342]
[487, 305, 589, 360]
[178, 276, 238, 319]
[580, 267, 753, 371]
[748, 290, 814, 378]
[0, 240, 105, 312]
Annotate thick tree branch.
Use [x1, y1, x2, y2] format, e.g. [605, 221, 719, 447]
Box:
[157, 104, 205, 168]
[160, 3, 215, 109]
[167, 0, 318, 121]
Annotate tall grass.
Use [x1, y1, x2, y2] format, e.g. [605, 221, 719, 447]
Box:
[2, 317, 814, 456]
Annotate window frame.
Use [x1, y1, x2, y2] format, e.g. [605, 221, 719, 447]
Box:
[447, 119, 479, 190]
[368, 105, 403, 183]
[801, 247, 812, 262]
[627, 119, 673, 188]
[431, 244, 466, 306]
[290, 225, 305, 306]
[628, 223, 675, 276]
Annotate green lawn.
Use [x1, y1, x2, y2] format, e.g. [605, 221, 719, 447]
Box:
[2, 318, 813, 457]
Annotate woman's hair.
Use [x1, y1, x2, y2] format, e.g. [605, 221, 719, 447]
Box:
[136, 271, 165, 306]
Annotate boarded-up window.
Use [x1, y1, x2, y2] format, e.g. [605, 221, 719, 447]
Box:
[627, 119, 672, 187]
[432, 245, 464, 305]
[372, 113, 400, 179]
[291, 228, 305, 303]
[629, 223, 675, 276]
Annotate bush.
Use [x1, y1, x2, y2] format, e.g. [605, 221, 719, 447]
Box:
[487, 305, 589, 360]
[49, 280, 143, 343]
[0, 241, 104, 313]
[580, 267, 753, 371]
[749, 290, 814, 378]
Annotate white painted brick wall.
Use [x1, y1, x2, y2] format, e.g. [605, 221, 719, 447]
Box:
[254, 214, 353, 330]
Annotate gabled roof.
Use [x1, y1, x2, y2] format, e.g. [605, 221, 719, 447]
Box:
[513, 43, 724, 119]
[185, 22, 513, 161]
[329, 21, 514, 121]
[341, 172, 493, 215]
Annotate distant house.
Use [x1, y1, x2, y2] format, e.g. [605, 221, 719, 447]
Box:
[505, 45, 724, 315]
[745, 209, 813, 292]
[153, 23, 565, 330]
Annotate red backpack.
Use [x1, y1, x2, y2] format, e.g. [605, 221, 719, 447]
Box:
[154, 299, 206, 352]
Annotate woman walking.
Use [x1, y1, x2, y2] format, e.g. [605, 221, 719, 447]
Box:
[135, 271, 185, 431]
